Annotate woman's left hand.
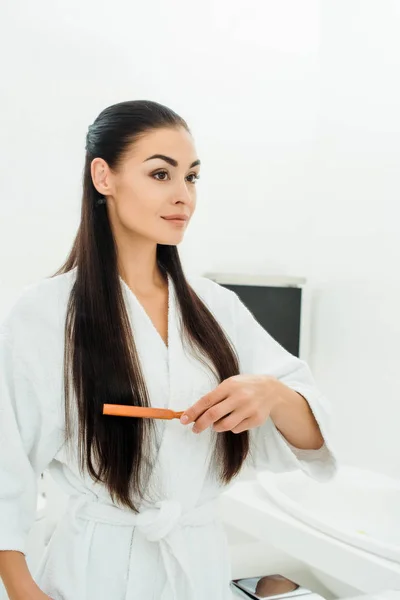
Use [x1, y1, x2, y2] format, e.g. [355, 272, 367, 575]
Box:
[180, 374, 282, 434]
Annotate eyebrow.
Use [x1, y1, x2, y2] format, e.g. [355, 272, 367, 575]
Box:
[143, 154, 201, 168]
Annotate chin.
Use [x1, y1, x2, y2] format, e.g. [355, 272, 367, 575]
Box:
[162, 235, 183, 246]
[155, 226, 186, 244]
[155, 233, 185, 245]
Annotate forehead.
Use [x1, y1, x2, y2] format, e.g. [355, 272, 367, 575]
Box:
[126, 126, 197, 163]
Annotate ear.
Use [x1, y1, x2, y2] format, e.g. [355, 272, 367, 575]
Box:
[91, 157, 114, 197]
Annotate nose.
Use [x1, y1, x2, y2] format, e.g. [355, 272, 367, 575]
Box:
[172, 179, 194, 205]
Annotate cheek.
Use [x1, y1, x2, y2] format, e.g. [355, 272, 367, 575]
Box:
[118, 199, 153, 229]
[115, 181, 151, 216]
[115, 190, 164, 236]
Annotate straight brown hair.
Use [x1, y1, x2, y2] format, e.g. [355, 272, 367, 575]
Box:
[52, 100, 249, 511]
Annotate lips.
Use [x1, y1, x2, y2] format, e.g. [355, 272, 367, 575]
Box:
[162, 215, 189, 221]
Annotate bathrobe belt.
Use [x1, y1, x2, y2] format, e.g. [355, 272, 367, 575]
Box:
[67, 494, 219, 600]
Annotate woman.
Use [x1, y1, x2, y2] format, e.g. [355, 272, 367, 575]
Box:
[0, 100, 336, 600]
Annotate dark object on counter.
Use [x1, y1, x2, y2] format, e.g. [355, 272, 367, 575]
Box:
[231, 574, 313, 599]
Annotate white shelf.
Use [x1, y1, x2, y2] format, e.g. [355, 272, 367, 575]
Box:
[203, 273, 306, 288]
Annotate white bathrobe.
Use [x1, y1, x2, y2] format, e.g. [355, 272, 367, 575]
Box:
[0, 268, 337, 600]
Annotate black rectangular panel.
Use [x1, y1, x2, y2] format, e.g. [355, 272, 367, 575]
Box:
[220, 284, 302, 357]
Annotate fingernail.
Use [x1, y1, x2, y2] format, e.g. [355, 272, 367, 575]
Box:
[180, 415, 189, 424]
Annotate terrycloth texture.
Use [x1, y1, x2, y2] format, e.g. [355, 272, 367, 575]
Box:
[0, 269, 337, 599]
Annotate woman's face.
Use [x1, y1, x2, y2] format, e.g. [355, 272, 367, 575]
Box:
[91, 126, 200, 245]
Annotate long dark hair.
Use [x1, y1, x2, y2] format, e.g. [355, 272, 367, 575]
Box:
[52, 100, 249, 511]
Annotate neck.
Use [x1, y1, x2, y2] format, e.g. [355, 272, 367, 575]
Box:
[118, 243, 165, 296]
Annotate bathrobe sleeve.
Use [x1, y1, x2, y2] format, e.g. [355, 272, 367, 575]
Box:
[230, 290, 337, 482]
[0, 330, 60, 554]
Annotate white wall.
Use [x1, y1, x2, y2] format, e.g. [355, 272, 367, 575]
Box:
[0, 0, 399, 477]
[312, 0, 400, 476]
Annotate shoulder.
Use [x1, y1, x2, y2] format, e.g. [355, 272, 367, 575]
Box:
[185, 274, 242, 335]
[185, 273, 262, 335]
[0, 268, 77, 347]
[186, 274, 237, 308]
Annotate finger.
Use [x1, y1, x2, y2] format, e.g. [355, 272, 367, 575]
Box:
[231, 416, 257, 434]
[181, 382, 230, 424]
[192, 397, 238, 434]
[212, 409, 250, 433]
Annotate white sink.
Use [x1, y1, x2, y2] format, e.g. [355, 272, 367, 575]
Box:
[257, 466, 400, 562]
[220, 468, 400, 594]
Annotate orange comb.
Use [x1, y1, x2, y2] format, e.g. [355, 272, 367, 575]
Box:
[103, 404, 185, 420]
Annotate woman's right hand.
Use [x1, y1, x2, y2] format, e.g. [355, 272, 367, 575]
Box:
[0, 550, 53, 600]
[10, 588, 53, 600]
[7, 587, 53, 600]
[31, 592, 53, 600]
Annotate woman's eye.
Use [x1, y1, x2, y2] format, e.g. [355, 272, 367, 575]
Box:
[153, 171, 169, 181]
[187, 173, 200, 184]
[152, 171, 200, 184]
